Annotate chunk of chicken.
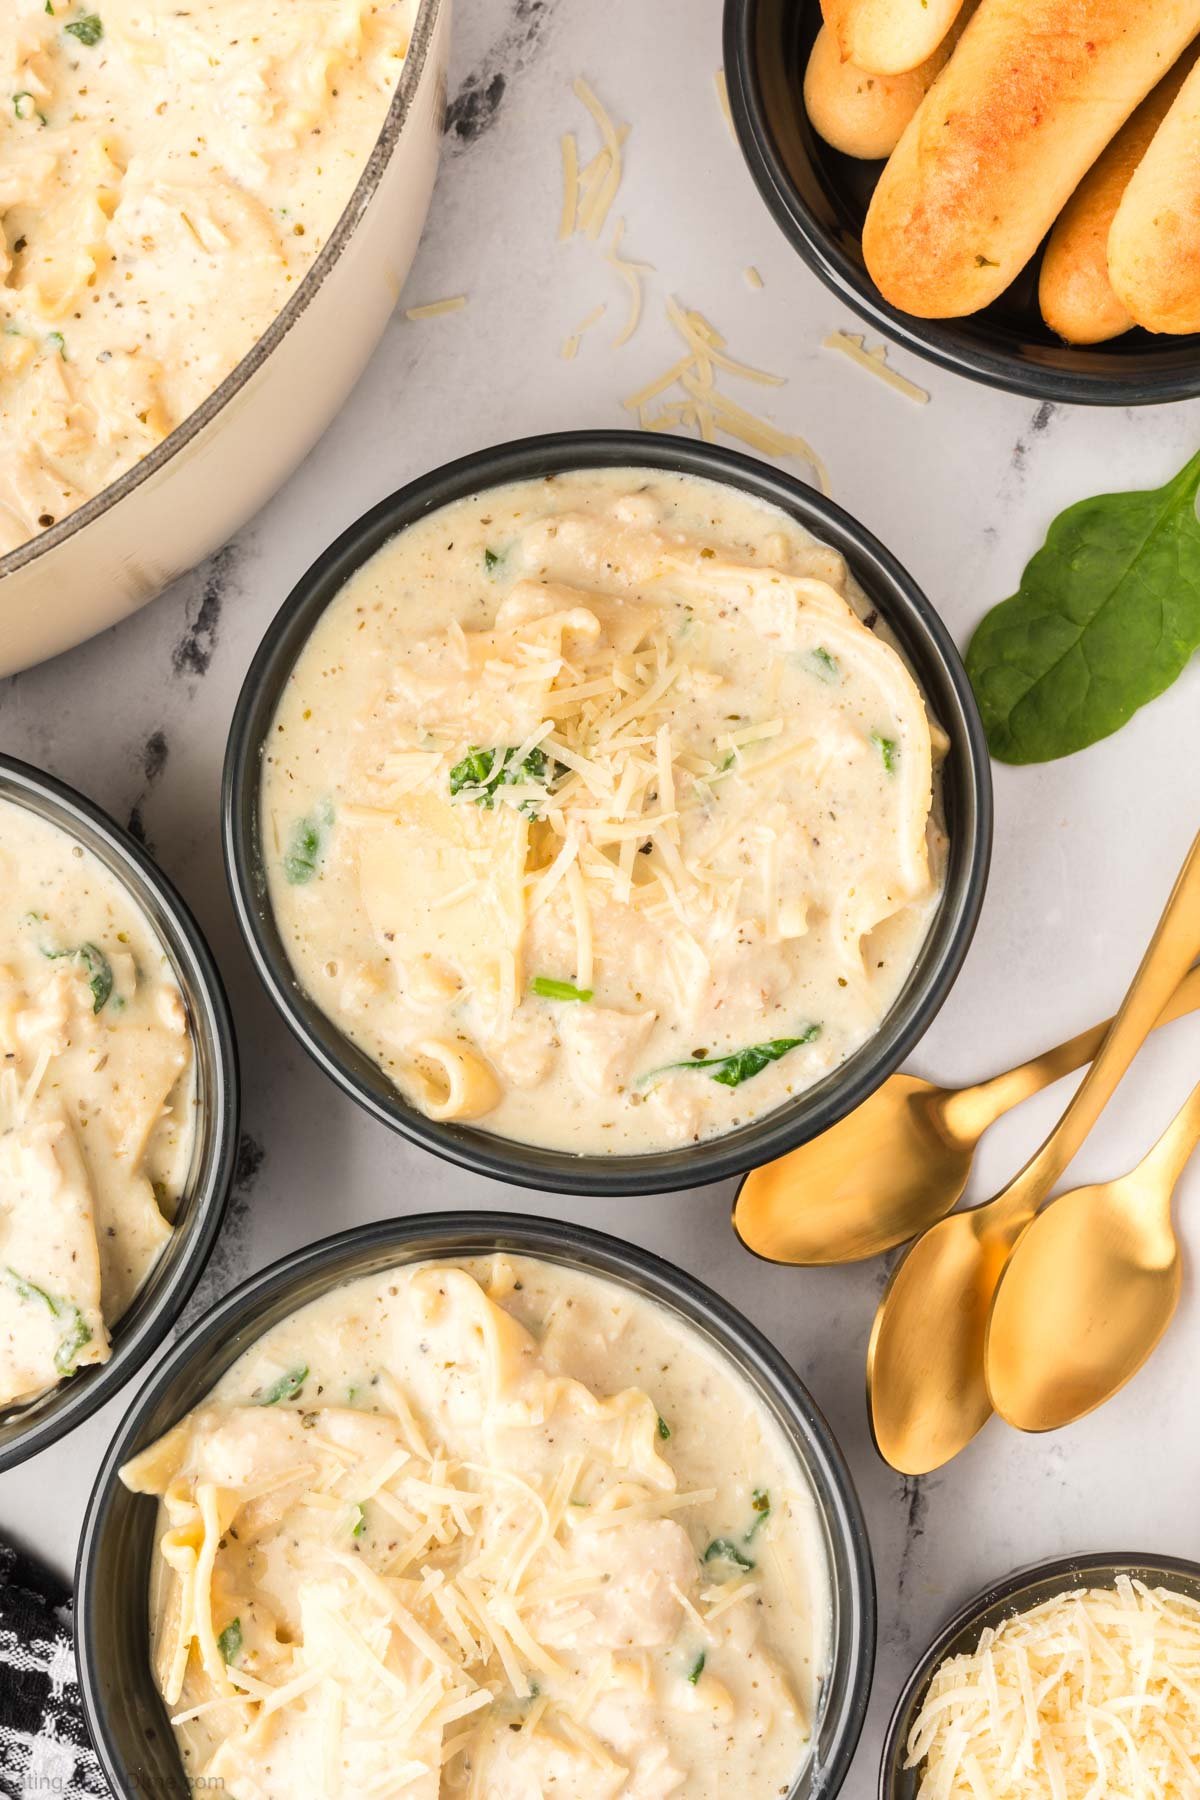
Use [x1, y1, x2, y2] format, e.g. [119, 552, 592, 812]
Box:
[532, 1518, 698, 1651]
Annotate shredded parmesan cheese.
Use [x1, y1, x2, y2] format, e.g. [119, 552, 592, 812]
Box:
[714, 69, 736, 141]
[823, 331, 930, 405]
[404, 296, 468, 321]
[607, 217, 653, 349]
[561, 303, 607, 362]
[625, 299, 832, 493]
[907, 1581, 1200, 1799]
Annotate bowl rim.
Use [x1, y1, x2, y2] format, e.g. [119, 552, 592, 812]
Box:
[222, 428, 992, 1196]
[721, 0, 1200, 407]
[877, 1548, 1200, 1796]
[0, 753, 239, 1470]
[0, 0, 444, 582]
[75, 1208, 878, 1800]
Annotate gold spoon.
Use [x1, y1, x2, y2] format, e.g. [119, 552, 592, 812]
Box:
[985, 1077, 1200, 1433]
[867, 829, 1200, 1476]
[733, 967, 1200, 1266]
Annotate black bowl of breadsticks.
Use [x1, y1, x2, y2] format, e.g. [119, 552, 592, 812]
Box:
[724, 0, 1200, 403]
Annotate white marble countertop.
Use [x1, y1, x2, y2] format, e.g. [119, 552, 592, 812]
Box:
[4, 1, 1200, 1793]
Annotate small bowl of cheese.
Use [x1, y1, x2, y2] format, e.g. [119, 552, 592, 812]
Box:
[880, 1550, 1200, 1798]
[0, 754, 238, 1468]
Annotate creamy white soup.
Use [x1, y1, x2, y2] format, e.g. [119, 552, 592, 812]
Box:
[0, 0, 418, 553]
[122, 1253, 833, 1798]
[0, 797, 195, 1406]
[262, 468, 947, 1154]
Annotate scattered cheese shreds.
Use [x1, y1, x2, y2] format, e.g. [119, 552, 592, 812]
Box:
[908, 1581, 1200, 1800]
[607, 217, 653, 348]
[404, 296, 468, 321]
[745, 266, 764, 290]
[823, 330, 929, 405]
[559, 132, 580, 242]
[561, 303, 607, 362]
[627, 299, 831, 494]
[714, 69, 735, 142]
[567, 77, 626, 243]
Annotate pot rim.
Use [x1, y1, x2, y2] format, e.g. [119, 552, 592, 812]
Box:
[0, 0, 445, 582]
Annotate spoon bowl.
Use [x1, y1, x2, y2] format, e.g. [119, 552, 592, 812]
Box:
[735, 1075, 974, 1265]
[867, 1206, 1012, 1475]
[985, 1079, 1200, 1433]
[735, 967, 1200, 1268]
[986, 1180, 1181, 1432]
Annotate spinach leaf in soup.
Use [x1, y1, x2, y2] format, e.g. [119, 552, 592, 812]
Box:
[64, 12, 103, 43]
[530, 976, 593, 1002]
[966, 447, 1200, 764]
[642, 1027, 821, 1090]
[870, 731, 898, 775]
[253, 1365, 308, 1406]
[54, 1305, 92, 1375]
[449, 746, 559, 816]
[283, 802, 333, 885]
[5, 1270, 92, 1375]
[703, 1537, 755, 1572]
[41, 940, 113, 1012]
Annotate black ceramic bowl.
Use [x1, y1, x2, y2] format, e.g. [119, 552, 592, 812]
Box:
[0, 756, 238, 1470]
[223, 430, 991, 1195]
[879, 1550, 1200, 1795]
[77, 1211, 876, 1800]
[724, 0, 1200, 404]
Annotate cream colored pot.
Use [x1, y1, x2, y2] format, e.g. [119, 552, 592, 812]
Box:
[0, 0, 449, 679]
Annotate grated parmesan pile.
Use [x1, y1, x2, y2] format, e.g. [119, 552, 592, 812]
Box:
[907, 1579, 1200, 1799]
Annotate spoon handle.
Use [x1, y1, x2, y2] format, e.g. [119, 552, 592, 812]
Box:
[1136, 1077, 1200, 1196]
[940, 963, 1200, 1140]
[997, 831, 1200, 1227]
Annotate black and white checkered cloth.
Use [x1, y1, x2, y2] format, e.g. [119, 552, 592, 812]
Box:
[0, 1543, 107, 1799]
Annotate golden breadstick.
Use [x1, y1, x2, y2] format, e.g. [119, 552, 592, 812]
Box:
[863, 0, 1200, 319]
[1109, 53, 1200, 334]
[820, 0, 965, 76]
[804, 11, 974, 161]
[1039, 57, 1194, 344]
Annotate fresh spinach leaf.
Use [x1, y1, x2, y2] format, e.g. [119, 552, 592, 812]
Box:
[64, 11, 102, 41]
[6, 1268, 58, 1315]
[78, 943, 112, 1012]
[483, 547, 503, 573]
[253, 1364, 308, 1406]
[6, 1271, 91, 1375]
[703, 1537, 755, 1571]
[805, 646, 840, 684]
[657, 1414, 671, 1441]
[641, 1026, 820, 1090]
[448, 745, 559, 815]
[54, 1306, 92, 1375]
[217, 1619, 242, 1664]
[530, 976, 593, 1002]
[870, 731, 898, 774]
[283, 802, 333, 884]
[966, 448, 1200, 763]
[687, 1652, 705, 1684]
[745, 1488, 770, 1541]
[43, 941, 112, 1012]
